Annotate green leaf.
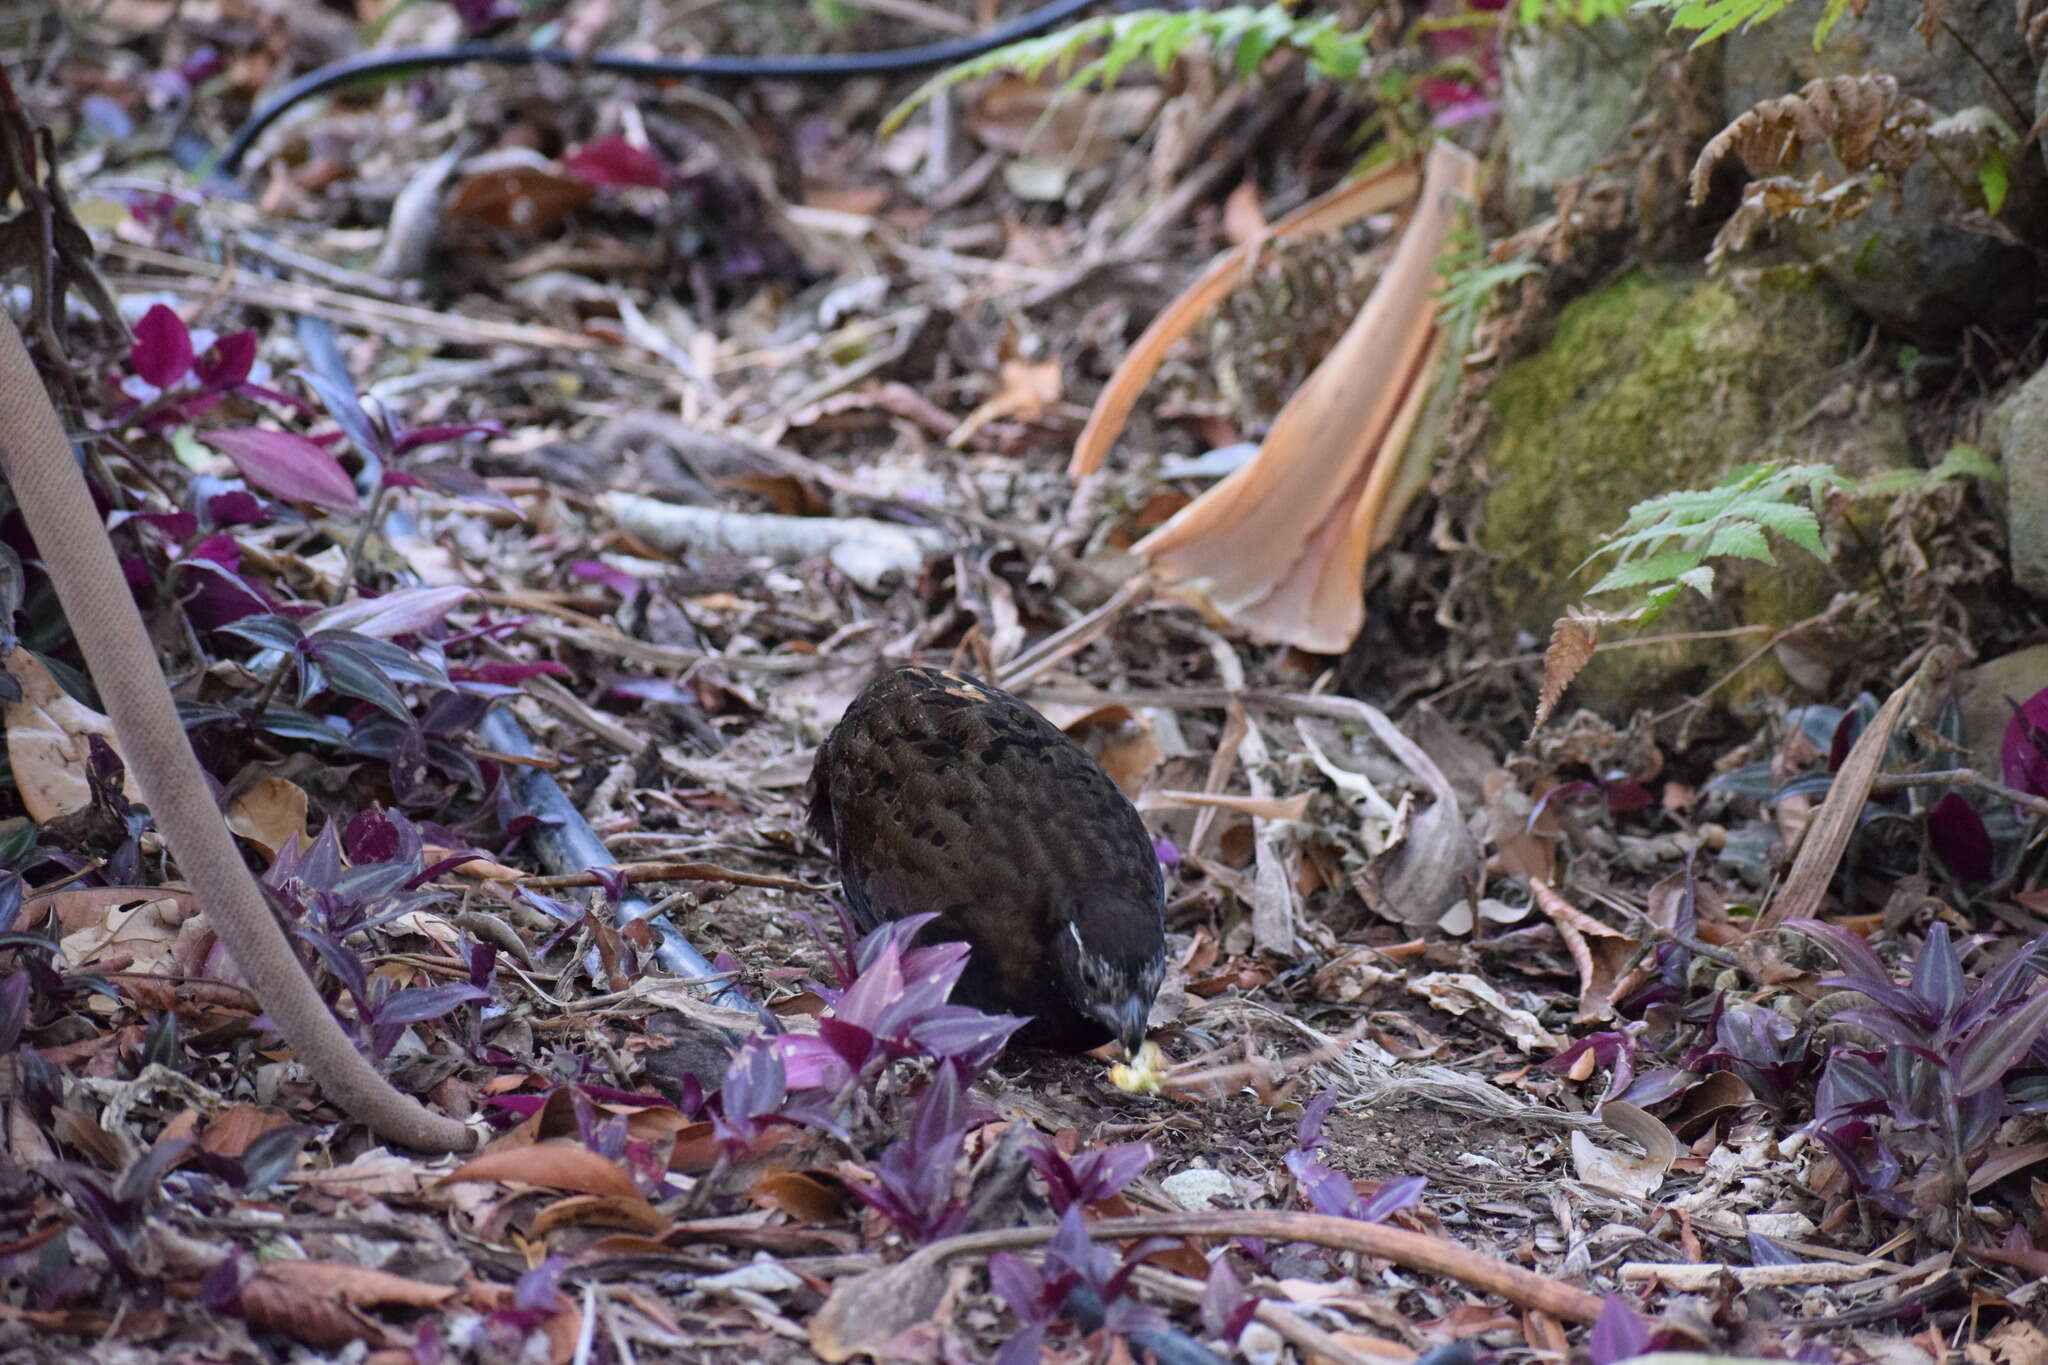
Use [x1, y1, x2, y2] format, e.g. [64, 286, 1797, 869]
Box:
[1980, 147, 2011, 215]
[1589, 549, 1708, 595]
[1934, 443, 2000, 483]
[1675, 564, 1717, 597]
[1743, 501, 1826, 559]
[1703, 521, 1774, 562]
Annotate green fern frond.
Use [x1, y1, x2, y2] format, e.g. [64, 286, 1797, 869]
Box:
[1515, 0, 1633, 28]
[1632, 0, 1847, 50]
[1577, 460, 1850, 625]
[880, 4, 1372, 137]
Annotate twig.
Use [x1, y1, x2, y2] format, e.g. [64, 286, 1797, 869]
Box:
[705, 419, 1117, 591]
[1869, 768, 2048, 821]
[514, 860, 827, 895]
[1129, 1265, 1389, 1365]
[996, 575, 1155, 691]
[809, 1209, 1605, 1363]
[104, 249, 608, 353]
[1651, 604, 1850, 728]
[1156, 1020, 1370, 1100]
[521, 618, 842, 674]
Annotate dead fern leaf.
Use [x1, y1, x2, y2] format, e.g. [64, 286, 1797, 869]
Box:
[1534, 613, 1600, 734]
[1690, 73, 1934, 205]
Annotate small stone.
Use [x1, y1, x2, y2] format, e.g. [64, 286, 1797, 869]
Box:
[1161, 1168, 1235, 1212]
[1238, 1322, 1285, 1365]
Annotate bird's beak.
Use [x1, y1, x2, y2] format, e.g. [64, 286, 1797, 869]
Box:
[1109, 994, 1149, 1058]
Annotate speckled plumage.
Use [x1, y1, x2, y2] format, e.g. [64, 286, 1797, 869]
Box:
[807, 666, 1165, 1054]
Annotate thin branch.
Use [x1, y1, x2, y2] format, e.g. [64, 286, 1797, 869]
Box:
[1869, 767, 2048, 821]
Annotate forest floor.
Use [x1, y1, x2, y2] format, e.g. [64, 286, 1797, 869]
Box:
[4, 3, 2046, 1365]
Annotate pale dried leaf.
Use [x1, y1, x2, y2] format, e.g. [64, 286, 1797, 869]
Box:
[2, 646, 141, 820]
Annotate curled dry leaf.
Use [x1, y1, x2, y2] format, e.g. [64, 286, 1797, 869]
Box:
[1049, 703, 1165, 798]
[1069, 158, 1422, 480]
[1129, 141, 1479, 653]
[1569, 1101, 1677, 1201]
[1691, 73, 1934, 205]
[225, 775, 309, 860]
[238, 1260, 457, 1351]
[2, 646, 140, 819]
[1528, 879, 1641, 1023]
[948, 357, 1062, 448]
[57, 893, 187, 975]
[528, 1193, 672, 1238]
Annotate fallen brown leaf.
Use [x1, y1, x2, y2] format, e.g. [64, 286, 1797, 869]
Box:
[439, 1141, 641, 1198]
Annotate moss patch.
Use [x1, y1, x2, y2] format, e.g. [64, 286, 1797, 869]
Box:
[1480, 266, 1913, 712]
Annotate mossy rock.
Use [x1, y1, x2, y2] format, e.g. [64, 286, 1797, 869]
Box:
[1480, 265, 1913, 713]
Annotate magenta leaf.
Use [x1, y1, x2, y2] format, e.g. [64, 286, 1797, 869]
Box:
[2001, 687, 2048, 797]
[194, 329, 257, 388]
[563, 135, 668, 188]
[1927, 792, 1993, 885]
[200, 428, 360, 513]
[130, 303, 193, 388]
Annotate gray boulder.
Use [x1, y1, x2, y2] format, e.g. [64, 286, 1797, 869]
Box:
[1719, 0, 2046, 335]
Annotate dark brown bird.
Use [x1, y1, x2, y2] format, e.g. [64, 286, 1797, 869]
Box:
[807, 666, 1165, 1057]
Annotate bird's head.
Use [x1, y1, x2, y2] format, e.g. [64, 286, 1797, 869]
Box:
[1049, 889, 1165, 1057]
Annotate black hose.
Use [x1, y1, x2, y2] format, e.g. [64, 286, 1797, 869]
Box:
[216, 0, 1100, 177]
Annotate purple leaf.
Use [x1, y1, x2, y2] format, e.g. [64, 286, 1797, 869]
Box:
[1354, 1174, 1426, 1223]
[205, 490, 270, 527]
[1028, 1136, 1155, 1213]
[294, 368, 391, 465]
[772, 1033, 855, 1093]
[1587, 1295, 1651, 1365]
[991, 1325, 1047, 1365]
[567, 559, 642, 597]
[130, 304, 193, 387]
[1296, 1090, 1339, 1152]
[445, 0, 520, 35]
[200, 428, 360, 513]
[987, 1252, 1054, 1325]
[375, 982, 491, 1028]
[1927, 792, 1993, 885]
[396, 459, 522, 514]
[0, 969, 28, 1054]
[1955, 932, 2048, 1036]
[1198, 1256, 1258, 1343]
[307, 582, 463, 638]
[1784, 918, 1924, 1021]
[1955, 988, 2048, 1098]
[1910, 922, 1965, 1023]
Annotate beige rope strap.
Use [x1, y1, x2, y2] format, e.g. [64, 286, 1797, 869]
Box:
[0, 312, 475, 1153]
